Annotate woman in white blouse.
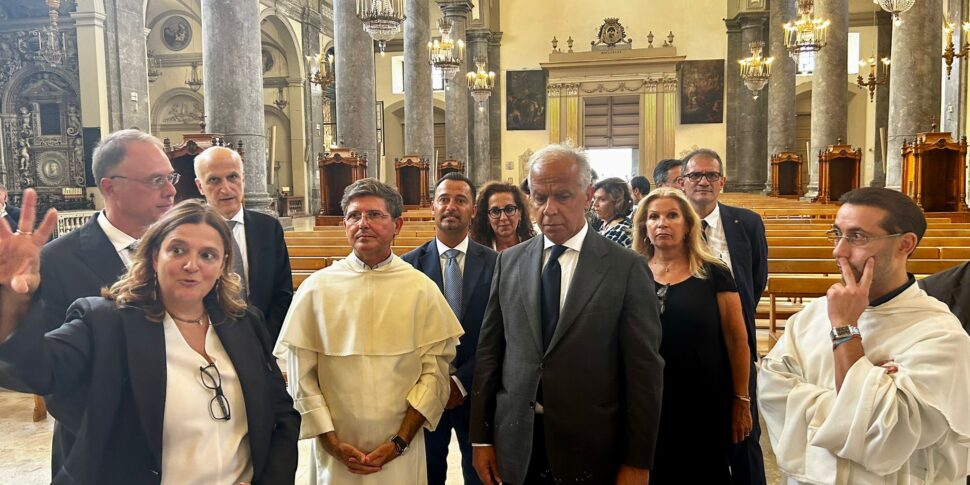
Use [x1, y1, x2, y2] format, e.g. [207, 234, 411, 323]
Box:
[0, 192, 300, 485]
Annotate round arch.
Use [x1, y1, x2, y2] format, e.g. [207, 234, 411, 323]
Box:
[2, 66, 81, 114]
[258, 9, 305, 81]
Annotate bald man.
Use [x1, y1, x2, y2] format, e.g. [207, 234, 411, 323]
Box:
[195, 146, 293, 340]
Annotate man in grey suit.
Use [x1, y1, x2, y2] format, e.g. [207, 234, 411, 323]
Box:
[470, 144, 664, 485]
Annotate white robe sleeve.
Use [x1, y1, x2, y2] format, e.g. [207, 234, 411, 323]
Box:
[406, 338, 458, 432]
[285, 347, 335, 439]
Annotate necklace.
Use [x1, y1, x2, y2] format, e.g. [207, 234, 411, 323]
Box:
[651, 260, 677, 273]
[170, 311, 207, 326]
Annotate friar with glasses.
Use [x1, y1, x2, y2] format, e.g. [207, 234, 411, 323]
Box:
[0, 194, 300, 484]
[275, 178, 463, 484]
[32, 128, 179, 477]
[681, 148, 768, 485]
[759, 187, 970, 484]
[471, 181, 536, 252]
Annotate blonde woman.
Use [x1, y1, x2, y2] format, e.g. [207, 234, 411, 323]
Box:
[632, 187, 751, 484]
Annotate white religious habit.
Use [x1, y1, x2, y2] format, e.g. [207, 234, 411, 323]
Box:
[759, 282, 970, 484]
[274, 253, 463, 485]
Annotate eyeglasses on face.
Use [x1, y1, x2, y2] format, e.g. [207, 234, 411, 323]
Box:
[199, 363, 231, 421]
[487, 205, 519, 219]
[682, 171, 723, 183]
[108, 172, 180, 189]
[344, 210, 391, 224]
[825, 229, 902, 247]
[656, 283, 669, 315]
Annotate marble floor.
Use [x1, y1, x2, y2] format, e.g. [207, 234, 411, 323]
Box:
[0, 388, 781, 484]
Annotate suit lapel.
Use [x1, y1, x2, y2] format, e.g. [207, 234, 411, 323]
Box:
[546, 230, 609, 354]
[519, 236, 544, 354]
[242, 210, 258, 288]
[77, 215, 127, 284]
[122, 308, 166, 470]
[419, 241, 444, 292]
[460, 242, 486, 319]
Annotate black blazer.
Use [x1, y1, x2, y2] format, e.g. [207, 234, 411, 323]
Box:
[401, 238, 497, 390]
[3, 204, 19, 232]
[242, 209, 293, 342]
[0, 297, 300, 485]
[719, 203, 768, 356]
[920, 261, 970, 332]
[470, 230, 664, 484]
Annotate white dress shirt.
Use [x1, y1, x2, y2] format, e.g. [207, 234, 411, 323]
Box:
[543, 222, 589, 311]
[161, 315, 252, 485]
[228, 209, 249, 280]
[97, 210, 138, 270]
[701, 204, 734, 276]
[435, 235, 471, 397]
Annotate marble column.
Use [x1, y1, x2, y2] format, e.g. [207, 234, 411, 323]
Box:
[735, 14, 769, 193]
[766, 0, 797, 193]
[724, 17, 743, 188]
[886, 0, 943, 191]
[806, 0, 849, 199]
[942, 0, 967, 137]
[334, 0, 378, 178]
[201, 0, 273, 212]
[404, 0, 434, 172]
[467, 26, 491, 186]
[488, 32, 503, 181]
[103, 0, 150, 131]
[870, 11, 892, 187]
[437, 0, 473, 171]
[72, 8, 111, 139]
[302, 17, 325, 213]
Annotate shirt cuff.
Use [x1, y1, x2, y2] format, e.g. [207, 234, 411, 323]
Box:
[294, 395, 335, 440]
[451, 375, 468, 398]
[471, 443, 493, 447]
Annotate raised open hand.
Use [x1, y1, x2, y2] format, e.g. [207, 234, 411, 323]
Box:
[0, 189, 57, 294]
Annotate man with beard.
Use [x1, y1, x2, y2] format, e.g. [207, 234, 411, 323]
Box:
[403, 172, 497, 484]
[759, 188, 970, 484]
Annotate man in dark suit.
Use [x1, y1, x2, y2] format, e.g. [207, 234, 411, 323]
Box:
[36, 129, 178, 475]
[194, 146, 293, 341]
[683, 148, 768, 485]
[402, 172, 497, 485]
[0, 185, 20, 232]
[470, 144, 664, 485]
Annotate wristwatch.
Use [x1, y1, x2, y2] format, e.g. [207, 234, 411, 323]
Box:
[390, 435, 410, 456]
[829, 325, 861, 341]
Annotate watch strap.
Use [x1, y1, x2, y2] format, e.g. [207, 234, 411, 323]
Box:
[830, 325, 861, 341]
[390, 435, 409, 455]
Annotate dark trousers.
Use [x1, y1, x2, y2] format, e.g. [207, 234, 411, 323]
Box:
[524, 415, 556, 485]
[729, 361, 767, 485]
[425, 400, 481, 485]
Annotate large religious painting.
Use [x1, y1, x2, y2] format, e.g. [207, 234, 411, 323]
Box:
[679, 60, 724, 124]
[161, 16, 192, 51]
[506, 70, 547, 131]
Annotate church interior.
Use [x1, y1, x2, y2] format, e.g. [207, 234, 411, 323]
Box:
[1, 0, 969, 483]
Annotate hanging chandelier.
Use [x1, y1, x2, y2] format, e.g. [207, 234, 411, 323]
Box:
[874, 0, 916, 26]
[185, 61, 203, 92]
[356, 0, 405, 54]
[739, 41, 773, 99]
[783, 0, 830, 60]
[856, 57, 890, 101]
[33, 0, 63, 66]
[307, 51, 333, 90]
[147, 50, 162, 84]
[943, 19, 970, 79]
[466, 57, 495, 110]
[428, 18, 465, 82]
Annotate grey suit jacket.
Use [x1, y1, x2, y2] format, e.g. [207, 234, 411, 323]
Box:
[470, 228, 664, 484]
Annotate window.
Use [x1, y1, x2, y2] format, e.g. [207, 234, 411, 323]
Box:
[795, 32, 860, 75]
[583, 95, 640, 149]
[392, 55, 444, 94]
[587, 148, 638, 181]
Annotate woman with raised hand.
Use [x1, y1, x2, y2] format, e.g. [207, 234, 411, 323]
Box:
[0, 190, 299, 485]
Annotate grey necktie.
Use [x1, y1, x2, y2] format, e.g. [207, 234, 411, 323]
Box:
[442, 249, 462, 316]
[227, 220, 248, 298]
[701, 220, 710, 244]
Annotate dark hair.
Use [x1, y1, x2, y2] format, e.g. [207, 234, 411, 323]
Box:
[592, 177, 633, 220]
[519, 177, 530, 195]
[653, 158, 683, 186]
[839, 187, 927, 245]
[682, 148, 723, 173]
[340, 178, 404, 218]
[103, 199, 247, 321]
[630, 175, 651, 195]
[435, 171, 477, 202]
[471, 181, 536, 247]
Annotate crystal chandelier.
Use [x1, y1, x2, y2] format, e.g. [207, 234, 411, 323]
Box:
[739, 42, 773, 99]
[874, 0, 916, 26]
[428, 18, 465, 82]
[856, 56, 890, 101]
[357, 0, 405, 54]
[466, 57, 495, 110]
[942, 19, 970, 79]
[783, 0, 830, 60]
[34, 0, 63, 66]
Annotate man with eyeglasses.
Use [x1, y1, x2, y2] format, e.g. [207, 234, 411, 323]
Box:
[194, 146, 293, 341]
[759, 188, 970, 483]
[276, 178, 463, 484]
[32, 128, 176, 478]
[402, 172, 497, 485]
[681, 148, 768, 485]
[652, 158, 683, 189]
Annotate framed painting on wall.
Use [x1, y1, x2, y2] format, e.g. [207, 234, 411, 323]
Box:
[678, 60, 725, 124]
[506, 70, 547, 131]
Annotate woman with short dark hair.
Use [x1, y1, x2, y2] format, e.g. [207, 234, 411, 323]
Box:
[592, 177, 634, 247]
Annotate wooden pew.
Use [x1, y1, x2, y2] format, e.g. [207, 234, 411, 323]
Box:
[765, 229, 970, 237]
[767, 236, 970, 247]
[768, 246, 941, 259]
[767, 259, 964, 275]
[288, 246, 413, 257]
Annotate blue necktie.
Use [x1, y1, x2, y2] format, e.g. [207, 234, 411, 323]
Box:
[443, 249, 462, 316]
[541, 245, 568, 350]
